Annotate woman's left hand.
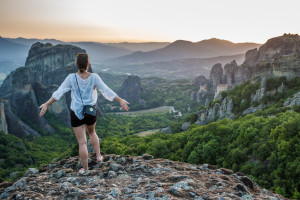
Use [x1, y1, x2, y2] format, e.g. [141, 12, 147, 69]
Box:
[39, 103, 48, 117]
[120, 99, 130, 111]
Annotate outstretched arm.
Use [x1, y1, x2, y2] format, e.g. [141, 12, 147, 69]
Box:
[39, 97, 56, 117]
[39, 74, 72, 117]
[114, 96, 130, 111]
[95, 73, 130, 111]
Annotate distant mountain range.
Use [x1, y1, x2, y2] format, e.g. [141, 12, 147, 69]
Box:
[0, 36, 261, 80]
[1, 37, 135, 63]
[97, 54, 246, 80]
[106, 38, 261, 64]
[105, 42, 170, 52]
[69, 42, 133, 63]
[0, 37, 28, 62]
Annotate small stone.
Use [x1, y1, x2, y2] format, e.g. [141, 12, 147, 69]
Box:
[220, 168, 233, 175]
[236, 172, 244, 176]
[199, 164, 209, 170]
[142, 154, 153, 160]
[169, 175, 189, 182]
[110, 188, 121, 197]
[107, 171, 117, 179]
[54, 170, 64, 179]
[110, 163, 122, 171]
[95, 194, 104, 198]
[168, 187, 184, 197]
[124, 187, 132, 194]
[240, 176, 254, 190]
[60, 182, 72, 190]
[207, 165, 217, 170]
[233, 183, 249, 194]
[25, 168, 38, 176]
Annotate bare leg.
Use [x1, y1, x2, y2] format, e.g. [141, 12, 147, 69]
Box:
[86, 121, 103, 162]
[73, 125, 88, 171]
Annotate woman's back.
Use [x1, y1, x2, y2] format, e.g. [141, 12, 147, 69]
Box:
[52, 72, 118, 120]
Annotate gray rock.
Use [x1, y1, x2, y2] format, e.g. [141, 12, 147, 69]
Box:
[60, 182, 72, 190]
[109, 163, 122, 171]
[107, 171, 117, 179]
[25, 168, 38, 176]
[205, 98, 210, 107]
[199, 164, 208, 170]
[142, 154, 153, 160]
[54, 170, 64, 179]
[210, 63, 224, 89]
[261, 77, 267, 89]
[108, 188, 122, 197]
[224, 60, 238, 86]
[242, 105, 263, 115]
[240, 176, 254, 190]
[0, 99, 8, 134]
[124, 187, 133, 194]
[181, 122, 190, 131]
[160, 126, 172, 134]
[116, 75, 146, 105]
[3, 99, 41, 138]
[9, 171, 20, 179]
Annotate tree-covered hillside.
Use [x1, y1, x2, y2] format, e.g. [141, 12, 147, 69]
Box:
[1, 76, 300, 199]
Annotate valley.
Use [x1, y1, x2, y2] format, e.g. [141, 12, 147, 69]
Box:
[0, 33, 299, 199]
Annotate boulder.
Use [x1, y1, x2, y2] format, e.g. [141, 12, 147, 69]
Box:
[181, 122, 190, 131]
[160, 126, 172, 134]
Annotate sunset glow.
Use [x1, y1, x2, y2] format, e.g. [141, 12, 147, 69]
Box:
[0, 0, 299, 43]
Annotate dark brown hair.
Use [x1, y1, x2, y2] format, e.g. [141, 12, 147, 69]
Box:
[76, 52, 89, 73]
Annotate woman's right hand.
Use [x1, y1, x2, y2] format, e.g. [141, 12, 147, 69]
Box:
[39, 103, 48, 117]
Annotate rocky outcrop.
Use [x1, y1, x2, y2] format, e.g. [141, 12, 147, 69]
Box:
[210, 63, 225, 89]
[3, 99, 41, 138]
[181, 122, 190, 131]
[191, 76, 212, 104]
[224, 60, 238, 86]
[117, 75, 146, 106]
[33, 81, 71, 127]
[191, 33, 300, 123]
[160, 126, 172, 134]
[25, 42, 91, 85]
[283, 92, 300, 107]
[242, 105, 264, 116]
[244, 33, 300, 67]
[194, 97, 234, 125]
[243, 33, 300, 80]
[0, 99, 8, 134]
[0, 153, 287, 200]
[194, 75, 210, 88]
[9, 67, 54, 133]
[0, 42, 89, 137]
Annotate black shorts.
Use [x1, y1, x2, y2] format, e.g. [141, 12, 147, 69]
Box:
[70, 109, 97, 127]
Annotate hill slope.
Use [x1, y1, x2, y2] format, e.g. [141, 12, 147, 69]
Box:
[107, 38, 261, 64]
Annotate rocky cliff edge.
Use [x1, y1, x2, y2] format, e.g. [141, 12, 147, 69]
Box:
[0, 153, 288, 200]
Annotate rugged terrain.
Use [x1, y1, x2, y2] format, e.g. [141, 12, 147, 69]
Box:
[0, 42, 145, 138]
[0, 153, 288, 200]
[190, 33, 300, 125]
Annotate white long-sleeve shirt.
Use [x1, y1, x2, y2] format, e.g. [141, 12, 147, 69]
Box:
[52, 73, 118, 120]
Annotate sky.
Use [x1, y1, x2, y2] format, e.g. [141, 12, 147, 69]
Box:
[0, 0, 299, 43]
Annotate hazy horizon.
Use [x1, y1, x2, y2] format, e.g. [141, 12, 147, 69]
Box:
[1, 0, 299, 44]
[1, 35, 266, 45]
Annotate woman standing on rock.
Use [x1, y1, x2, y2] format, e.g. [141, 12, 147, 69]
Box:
[39, 52, 130, 173]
